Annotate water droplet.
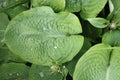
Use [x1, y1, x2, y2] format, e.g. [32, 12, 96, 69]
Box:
[54, 46, 57, 49]
[39, 72, 44, 78]
[16, 73, 19, 76]
[9, 73, 12, 76]
[43, 28, 46, 31]
[31, 48, 33, 51]
[58, 70, 60, 72]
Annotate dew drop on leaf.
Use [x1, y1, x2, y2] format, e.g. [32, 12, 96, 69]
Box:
[9, 73, 13, 76]
[39, 72, 44, 78]
[54, 46, 57, 49]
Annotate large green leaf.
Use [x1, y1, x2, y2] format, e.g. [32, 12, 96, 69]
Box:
[73, 43, 120, 80]
[102, 30, 120, 46]
[80, 0, 107, 19]
[0, 12, 9, 47]
[29, 64, 63, 80]
[31, 0, 65, 12]
[0, 63, 29, 80]
[4, 6, 84, 66]
[65, 0, 81, 12]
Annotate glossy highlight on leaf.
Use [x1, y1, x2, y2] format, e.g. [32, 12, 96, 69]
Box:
[4, 6, 84, 66]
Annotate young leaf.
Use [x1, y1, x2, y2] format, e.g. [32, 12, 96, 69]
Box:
[29, 64, 63, 80]
[74, 43, 120, 80]
[0, 12, 9, 47]
[4, 6, 84, 66]
[31, 0, 65, 12]
[110, 0, 120, 10]
[80, 0, 107, 19]
[0, 63, 29, 80]
[102, 29, 120, 46]
[87, 18, 110, 28]
[65, 0, 81, 12]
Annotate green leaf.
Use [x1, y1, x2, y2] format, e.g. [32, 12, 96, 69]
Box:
[80, 0, 107, 19]
[87, 18, 110, 28]
[110, 0, 120, 10]
[0, 63, 29, 80]
[31, 0, 65, 12]
[65, 0, 81, 12]
[0, 48, 26, 65]
[29, 64, 63, 80]
[0, 12, 9, 47]
[4, 6, 84, 66]
[82, 21, 102, 40]
[0, 0, 29, 11]
[0, 48, 9, 64]
[66, 38, 91, 76]
[6, 5, 28, 19]
[102, 29, 120, 46]
[111, 9, 120, 24]
[73, 43, 120, 80]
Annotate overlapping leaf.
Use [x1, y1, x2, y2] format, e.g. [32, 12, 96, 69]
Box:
[29, 64, 63, 80]
[80, 0, 107, 19]
[102, 30, 120, 46]
[0, 0, 28, 11]
[4, 6, 84, 66]
[0, 63, 29, 80]
[65, 0, 81, 12]
[74, 43, 120, 80]
[87, 18, 110, 28]
[0, 12, 9, 47]
[31, 0, 65, 12]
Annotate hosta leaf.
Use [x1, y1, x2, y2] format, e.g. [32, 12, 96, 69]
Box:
[80, 0, 107, 19]
[87, 18, 110, 28]
[0, 12, 9, 47]
[4, 6, 84, 66]
[0, 48, 26, 65]
[82, 21, 102, 40]
[0, 0, 28, 11]
[6, 5, 27, 19]
[73, 43, 120, 80]
[65, 0, 81, 12]
[66, 38, 91, 76]
[0, 63, 29, 80]
[0, 48, 9, 64]
[111, 9, 120, 26]
[31, 0, 65, 12]
[29, 64, 63, 80]
[110, 0, 120, 10]
[102, 30, 120, 46]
